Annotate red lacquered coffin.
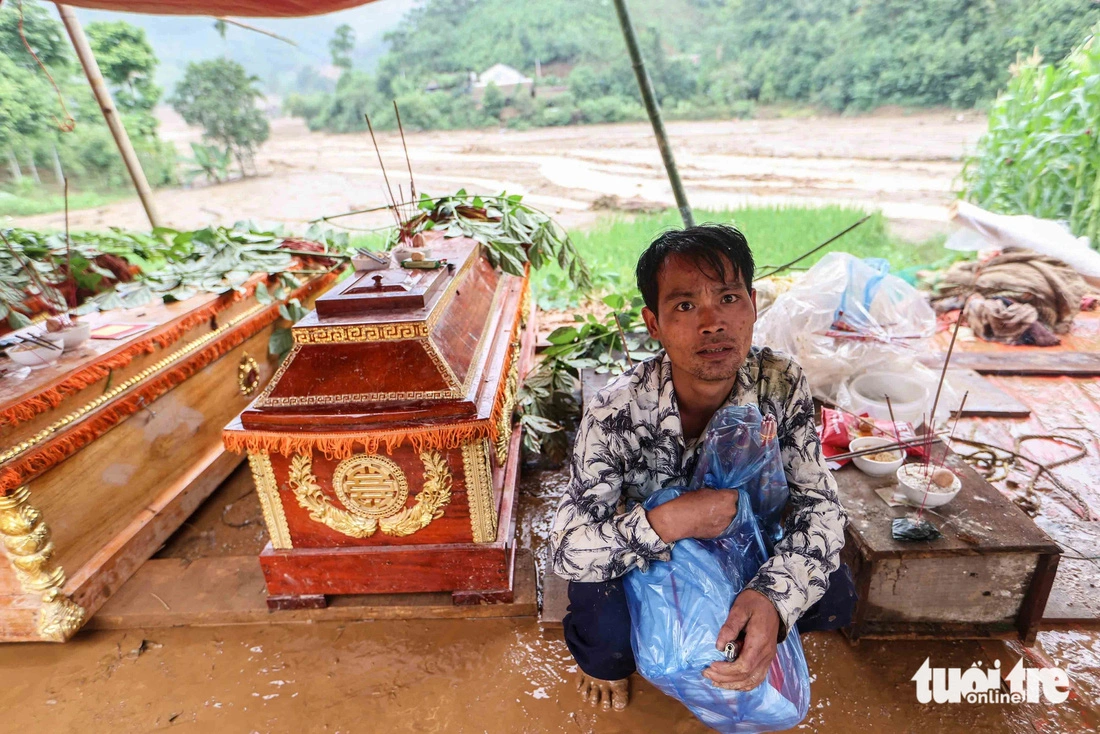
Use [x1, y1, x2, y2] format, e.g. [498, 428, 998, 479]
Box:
[223, 235, 534, 608]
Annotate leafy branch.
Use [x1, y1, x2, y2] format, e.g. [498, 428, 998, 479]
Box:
[518, 292, 657, 459]
[320, 191, 593, 292]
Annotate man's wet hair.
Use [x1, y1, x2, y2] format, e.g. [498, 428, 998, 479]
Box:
[635, 223, 754, 315]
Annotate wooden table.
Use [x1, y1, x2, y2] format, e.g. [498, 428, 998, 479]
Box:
[836, 443, 1060, 643]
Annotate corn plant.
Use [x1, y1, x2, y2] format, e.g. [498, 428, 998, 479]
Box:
[961, 28, 1100, 246]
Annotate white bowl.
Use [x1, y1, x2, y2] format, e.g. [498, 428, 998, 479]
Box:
[58, 322, 91, 351]
[896, 463, 962, 508]
[849, 436, 905, 477]
[7, 335, 63, 367]
[847, 371, 929, 425]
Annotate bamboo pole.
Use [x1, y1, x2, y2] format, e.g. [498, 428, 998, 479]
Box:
[55, 3, 161, 229]
[612, 0, 694, 228]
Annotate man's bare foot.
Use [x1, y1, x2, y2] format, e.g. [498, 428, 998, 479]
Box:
[576, 672, 629, 711]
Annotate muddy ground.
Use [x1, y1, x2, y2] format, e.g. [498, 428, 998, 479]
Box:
[0, 461, 1097, 733]
[13, 109, 986, 242]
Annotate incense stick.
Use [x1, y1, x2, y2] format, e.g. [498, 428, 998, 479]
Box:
[364, 113, 402, 229]
[927, 302, 969, 440]
[829, 436, 941, 462]
[884, 395, 905, 449]
[934, 391, 969, 472]
[394, 100, 417, 206]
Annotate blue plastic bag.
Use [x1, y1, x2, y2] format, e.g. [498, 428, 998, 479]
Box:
[625, 406, 811, 733]
[688, 406, 789, 547]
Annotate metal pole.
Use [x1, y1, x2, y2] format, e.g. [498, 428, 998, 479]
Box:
[56, 3, 161, 229]
[612, 0, 694, 228]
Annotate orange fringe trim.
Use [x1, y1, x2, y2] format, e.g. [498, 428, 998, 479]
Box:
[0, 270, 338, 430]
[222, 420, 494, 461]
[0, 273, 339, 494]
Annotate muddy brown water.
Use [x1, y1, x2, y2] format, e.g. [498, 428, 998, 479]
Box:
[1, 464, 1097, 732]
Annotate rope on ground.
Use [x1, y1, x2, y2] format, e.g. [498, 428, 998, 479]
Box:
[949, 434, 1093, 520]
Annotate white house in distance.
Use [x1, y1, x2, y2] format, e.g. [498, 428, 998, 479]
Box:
[471, 63, 534, 102]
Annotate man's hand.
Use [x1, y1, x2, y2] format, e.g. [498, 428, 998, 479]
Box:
[702, 589, 781, 691]
[645, 488, 738, 543]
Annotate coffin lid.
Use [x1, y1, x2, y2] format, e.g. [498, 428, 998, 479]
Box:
[238, 234, 521, 433]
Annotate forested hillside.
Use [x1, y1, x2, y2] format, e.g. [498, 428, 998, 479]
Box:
[291, 0, 1100, 132]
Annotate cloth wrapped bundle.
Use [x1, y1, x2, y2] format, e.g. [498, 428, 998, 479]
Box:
[625, 406, 811, 733]
[933, 248, 1090, 345]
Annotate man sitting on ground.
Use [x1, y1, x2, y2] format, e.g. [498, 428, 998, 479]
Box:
[549, 224, 855, 711]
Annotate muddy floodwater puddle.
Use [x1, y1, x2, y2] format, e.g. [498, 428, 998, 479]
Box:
[1, 465, 1097, 732]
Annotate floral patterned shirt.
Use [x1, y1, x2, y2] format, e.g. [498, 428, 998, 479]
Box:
[549, 347, 847, 637]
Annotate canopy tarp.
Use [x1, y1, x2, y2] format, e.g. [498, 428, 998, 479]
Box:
[57, 0, 374, 17]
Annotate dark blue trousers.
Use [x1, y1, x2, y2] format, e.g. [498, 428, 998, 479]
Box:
[562, 564, 857, 680]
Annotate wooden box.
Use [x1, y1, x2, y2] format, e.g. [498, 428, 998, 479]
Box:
[836, 444, 1060, 643]
[0, 269, 337, 641]
[223, 235, 534, 608]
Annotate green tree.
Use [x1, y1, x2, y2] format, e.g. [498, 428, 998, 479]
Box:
[329, 23, 355, 71]
[0, 54, 52, 152]
[481, 82, 505, 119]
[86, 21, 161, 113]
[0, 0, 71, 72]
[170, 59, 269, 177]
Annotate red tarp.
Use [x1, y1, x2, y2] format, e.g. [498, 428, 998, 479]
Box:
[57, 1, 375, 17]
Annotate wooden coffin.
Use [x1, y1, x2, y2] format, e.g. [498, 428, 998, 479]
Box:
[836, 444, 1060, 643]
[223, 236, 534, 608]
[0, 268, 338, 642]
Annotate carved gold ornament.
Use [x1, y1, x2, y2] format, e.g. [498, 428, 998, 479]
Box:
[0, 486, 86, 641]
[333, 454, 409, 520]
[39, 589, 86, 643]
[289, 451, 452, 538]
[462, 439, 497, 543]
[238, 353, 261, 396]
[494, 339, 522, 465]
[248, 452, 292, 549]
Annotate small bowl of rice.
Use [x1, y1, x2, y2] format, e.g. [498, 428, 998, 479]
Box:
[849, 436, 905, 477]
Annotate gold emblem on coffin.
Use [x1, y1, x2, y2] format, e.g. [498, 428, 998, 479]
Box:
[332, 455, 409, 519]
[238, 353, 261, 396]
[289, 451, 451, 538]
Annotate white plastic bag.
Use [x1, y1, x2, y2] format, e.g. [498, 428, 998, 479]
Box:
[753, 253, 947, 420]
[950, 201, 1100, 287]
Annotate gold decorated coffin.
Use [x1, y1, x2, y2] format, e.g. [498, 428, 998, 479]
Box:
[224, 236, 531, 604]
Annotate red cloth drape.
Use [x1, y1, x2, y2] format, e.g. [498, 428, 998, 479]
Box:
[57, 1, 375, 17]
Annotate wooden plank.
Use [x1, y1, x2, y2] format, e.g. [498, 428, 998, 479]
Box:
[929, 350, 1100, 376]
[539, 548, 570, 629]
[865, 553, 1038, 623]
[1018, 551, 1059, 643]
[67, 448, 242, 616]
[87, 549, 537, 630]
[945, 369, 1031, 418]
[1038, 518, 1100, 628]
